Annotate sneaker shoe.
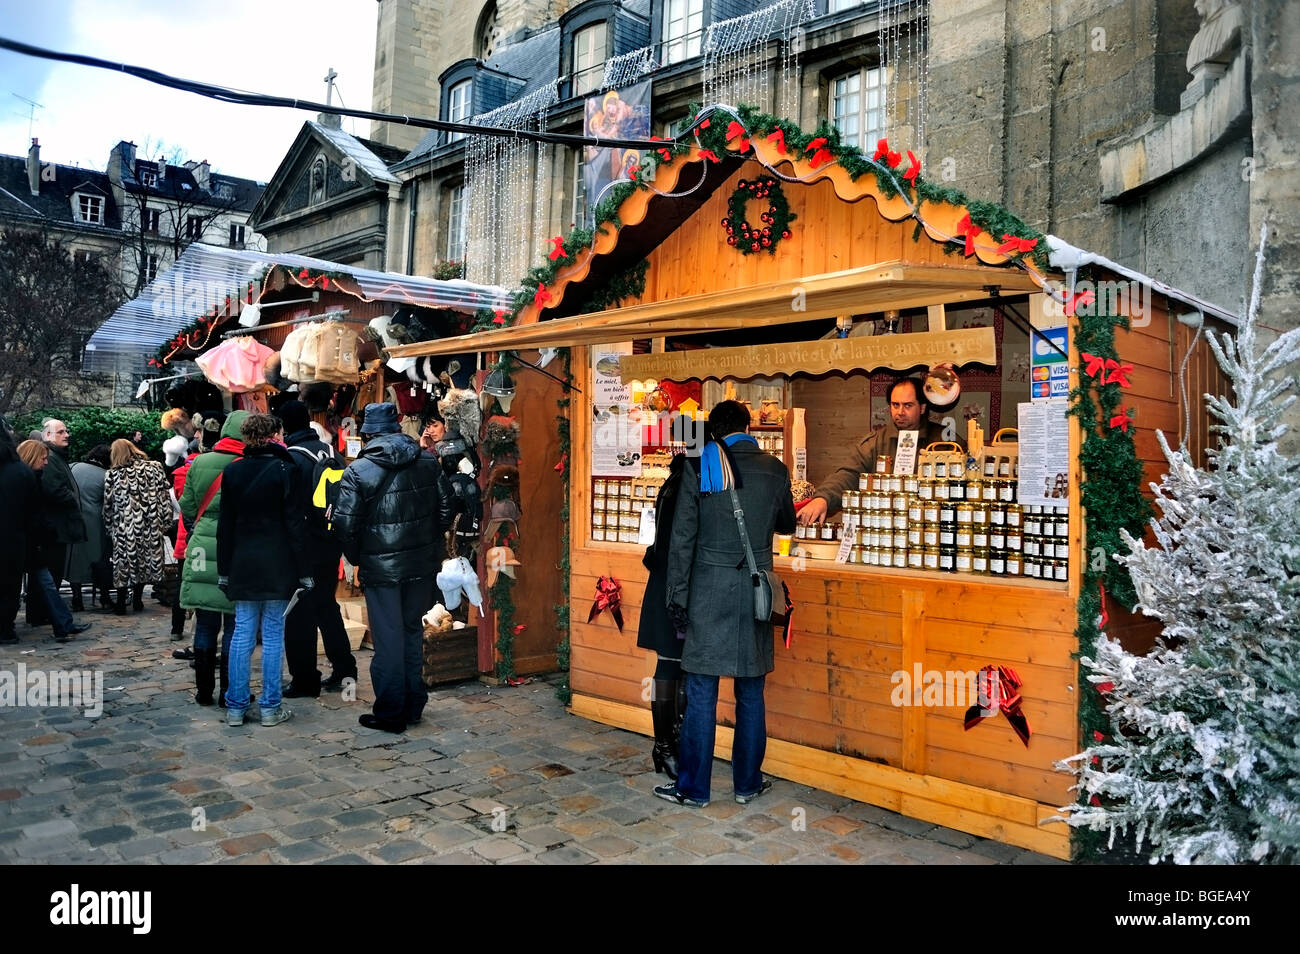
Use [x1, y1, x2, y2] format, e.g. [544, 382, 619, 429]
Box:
[653, 783, 709, 808]
[735, 778, 774, 805]
[226, 707, 247, 727]
[260, 706, 293, 727]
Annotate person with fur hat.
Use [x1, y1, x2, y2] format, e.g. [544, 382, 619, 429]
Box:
[333, 402, 455, 734]
[277, 400, 358, 697]
[420, 403, 482, 560]
[178, 410, 248, 706]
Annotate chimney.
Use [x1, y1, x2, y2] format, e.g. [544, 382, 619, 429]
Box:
[27, 138, 39, 196]
[184, 159, 211, 191]
[107, 140, 136, 187]
[317, 110, 342, 130]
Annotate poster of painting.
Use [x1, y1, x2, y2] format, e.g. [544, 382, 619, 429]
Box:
[583, 80, 651, 224]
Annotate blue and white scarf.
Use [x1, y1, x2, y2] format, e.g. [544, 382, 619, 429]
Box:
[698, 432, 757, 494]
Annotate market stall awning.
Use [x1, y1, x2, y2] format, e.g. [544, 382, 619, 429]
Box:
[84, 243, 513, 370]
[385, 262, 1042, 358]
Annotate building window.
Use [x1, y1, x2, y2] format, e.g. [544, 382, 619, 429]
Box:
[829, 0, 864, 12]
[185, 215, 204, 240]
[144, 253, 159, 283]
[77, 194, 104, 225]
[141, 207, 160, 233]
[74, 249, 97, 267]
[573, 24, 607, 96]
[447, 80, 472, 142]
[571, 150, 588, 228]
[229, 222, 246, 247]
[138, 165, 158, 187]
[829, 65, 885, 150]
[664, 0, 704, 65]
[447, 184, 468, 260]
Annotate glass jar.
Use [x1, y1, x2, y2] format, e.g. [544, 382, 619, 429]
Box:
[989, 528, 1006, 550]
[891, 492, 909, 512]
[955, 503, 974, 525]
[920, 459, 935, 479]
[923, 500, 940, 524]
[955, 526, 973, 548]
[972, 548, 989, 574]
[922, 524, 939, 548]
[938, 547, 956, 572]
[1053, 559, 1070, 582]
[972, 527, 989, 549]
[955, 547, 973, 573]
[875, 455, 892, 474]
[1024, 511, 1042, 536]
[948, 478, 965, 501]
[908, 499, 923, 523]
[939, 525, 955, 547]
[1005, 528, 1023, 551]
[820, 524, 835, 541]
[907, 549, 924, 570]
[858, 473, 870, 492]
[971, 504, 988, 528]
[922, 546, 940, 571]
[841, 491, 853, 513]
[934, 479, 950, 500]
[998, 479, 1016, 503]
[1005, 504, 1022, 529]
[907, 525, 923, 548]
[591, 526, 605, 542]
[918, 478, 934, 501]
[1023, 534, 1041, 557]
[988, 503, 1005, 526]
[892, 512, 909, 531]
[935, 460, 948, 479]
[1023, 556, 1042, 579]
[989, 551, 1006, 576]
[594, 478, 607, 496]
[891, 549, 907, 569]
[1005, 552, 1022, 576]
[903, 476, 920, 496]
[939, 501, 956, 524]
[983, 457, 996, 478]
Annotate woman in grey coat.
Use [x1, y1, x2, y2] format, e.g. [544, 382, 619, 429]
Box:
[657, 400, 796, 808]
[67, 444, 112, 611]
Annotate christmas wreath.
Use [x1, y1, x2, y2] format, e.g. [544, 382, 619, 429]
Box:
[721, 176, 795, 255]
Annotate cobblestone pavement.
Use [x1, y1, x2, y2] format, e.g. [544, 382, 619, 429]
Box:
[0, 596, 1064, 865]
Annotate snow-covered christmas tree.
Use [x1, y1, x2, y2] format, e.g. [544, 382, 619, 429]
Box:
[1061, 226, 1300, 864]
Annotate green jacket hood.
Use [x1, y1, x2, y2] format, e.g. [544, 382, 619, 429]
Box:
[221, 410, 249, 441]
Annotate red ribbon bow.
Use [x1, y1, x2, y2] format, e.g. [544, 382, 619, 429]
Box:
[904, 150, 920, 183]
[697, 148, 721, 163]
[1080, 351, 1106, 378]
[548, 236, 567, 261]
[766, 129, 787, 154]
[964, 665, 1032, 747]
[1109, 405, 1133, 433]
[648, 135, 672, 162]
[808, 147, 834, 170]
[533, 283, 552, 310]
[1063, 288, 1095, 317]
[725, 121, 750, 152]
[872, 138, 891, 162]
[957, 213, 979, 257]
[588, 576, 624, 632]
[492, 309, 508, 325]
[1103, 359, 1133, 388]
[554, 451, 567, 474]
[997, 233, 1038, 255]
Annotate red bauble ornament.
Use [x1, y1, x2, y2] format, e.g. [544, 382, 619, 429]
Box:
[737, 179, 747, 189]
[761, 237, 771, 247]
[781, 230, 791, 239]
[727, 236, 737, 246]
[750, 242, 759, 251]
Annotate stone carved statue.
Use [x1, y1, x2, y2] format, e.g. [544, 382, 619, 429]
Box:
[1182, 0, 1244, 108]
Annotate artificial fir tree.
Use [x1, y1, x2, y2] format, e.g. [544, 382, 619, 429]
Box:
[1062, 227, 1300, 864]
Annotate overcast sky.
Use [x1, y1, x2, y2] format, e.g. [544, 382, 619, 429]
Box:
[0, 0, 379, 182]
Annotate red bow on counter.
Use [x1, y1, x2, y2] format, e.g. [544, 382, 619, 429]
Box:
[588, 575, 624, 632]
[964, 665, 1032, 747]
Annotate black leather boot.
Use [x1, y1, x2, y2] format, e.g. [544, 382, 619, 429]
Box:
[650, 678, 682, 780]
[113, 588, 127, 616]
[70, 585, 84, 613]
[194, 649, 217, 706]
[131, 583, 145, 612]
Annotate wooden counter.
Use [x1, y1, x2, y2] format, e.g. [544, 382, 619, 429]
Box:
[569, 543, 1075, 858]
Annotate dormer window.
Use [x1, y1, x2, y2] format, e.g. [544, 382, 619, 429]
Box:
[573, 24, 607, 96]
[664, 0, 704, 64]
[447, 80, 472, 142]
[77, 194, 104, 225]
[138, 166, 157, 187]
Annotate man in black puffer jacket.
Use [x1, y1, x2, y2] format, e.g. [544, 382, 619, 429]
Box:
[279, 401, 358, 698]
[333, 403, 454, 734]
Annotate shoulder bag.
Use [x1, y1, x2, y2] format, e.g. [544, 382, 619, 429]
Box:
[727, 486, 793, 638]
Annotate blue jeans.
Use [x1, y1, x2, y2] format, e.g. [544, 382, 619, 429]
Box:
[225, 600, 288, 713]
[34, 566, 74, 635]
[675, 672, 767, 802]
[193, 609, 234, 656]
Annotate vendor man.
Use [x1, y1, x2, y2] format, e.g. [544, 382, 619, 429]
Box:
[798, 375, 958, 524]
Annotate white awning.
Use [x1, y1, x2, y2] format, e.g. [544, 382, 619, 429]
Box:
[84, 243, 512, 369]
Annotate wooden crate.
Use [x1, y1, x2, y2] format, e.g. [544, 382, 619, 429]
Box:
[423, 628, 478, 686]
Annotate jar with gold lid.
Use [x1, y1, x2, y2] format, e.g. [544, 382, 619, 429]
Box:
[939, 501, 956, 524]
[917, 478, 935, 501]
[922, 546, 940, 571]
[858, 473, 870, 492]
[903, 475, 920, 496]
[922, 524, 939, 548]
[972, 548, 989, 574]
[1005, 527, 1023, 551]
[955, 525, 973, 548]
[907, 549, 924, 570]
[972, 527, 989, 549]
[955, 503, 974, 525]
[989, 551, 1006, 576]
[954, 547, 974, 573]
[1005, 552, 1022, 576]
[594, 478, 608, 495]
[907, 525, 923, 548]
[938, 547, 956, 572]
[1004, 504, 1022, 528]
[948, 478, 966, 501]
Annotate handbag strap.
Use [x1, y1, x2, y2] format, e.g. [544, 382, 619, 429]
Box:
[727, 486, 762, 587]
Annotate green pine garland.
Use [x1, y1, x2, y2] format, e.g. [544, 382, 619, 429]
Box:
[554, 349, 573, 704]
[1066, 275, 1153, 859]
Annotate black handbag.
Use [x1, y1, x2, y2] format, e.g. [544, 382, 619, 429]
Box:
[727, 487, 792, 632]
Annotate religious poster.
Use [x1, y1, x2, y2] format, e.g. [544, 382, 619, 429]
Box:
[591, 343, 642, 476]
[1016, 398, 1070, 506]
[583, 80, 651, 224]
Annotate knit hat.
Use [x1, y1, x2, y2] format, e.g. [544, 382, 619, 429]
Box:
[279, 400, 310, 435]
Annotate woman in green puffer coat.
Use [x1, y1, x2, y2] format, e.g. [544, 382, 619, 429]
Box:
[179, 410, 247, 706]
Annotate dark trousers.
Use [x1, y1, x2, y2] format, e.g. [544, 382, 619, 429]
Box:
[284, 559, 357, 692]
[364, 578, 433, 724]
[1, 559, 22, 639]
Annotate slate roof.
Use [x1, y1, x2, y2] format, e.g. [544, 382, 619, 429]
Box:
[0, 155, 123, 232]
[115, 146, 264, 214]
[308, 121, 404, 184]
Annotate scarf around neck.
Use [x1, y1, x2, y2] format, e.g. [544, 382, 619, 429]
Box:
[698, 432, 757, 494]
